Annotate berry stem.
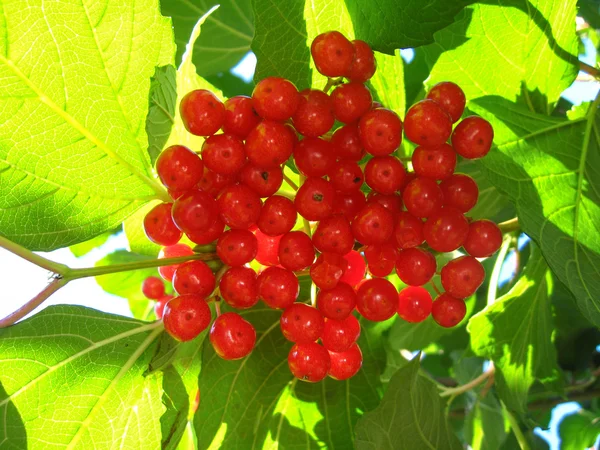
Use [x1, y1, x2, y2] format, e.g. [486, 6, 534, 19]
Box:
[298, 174, 312, 237]
[214, 298, 221, 317]
[487, 235, 512, 306]
[0, 235, 70, 274]
[439, 365, 495, 398]
[429, 279, 442, 296]
[282, 172, 299, 191]
[322, 77, 344, 94]
[498, 217, 520, 233]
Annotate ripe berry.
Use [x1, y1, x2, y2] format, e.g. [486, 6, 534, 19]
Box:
[426, 82, 466, 123]
[186, 217, 225, 245]
[356, 278, 398, 321]
[364, 245, 398, 277]
[432, 294, 466, 328]
[210, 312, 256, 360]
[351, 203, 395, 245]
[158, 244, 194, 282]
[358, 108, 403, 156]
[439, 174, 479, 213]
[293, 137, 335, 178]
[321, 315, 360, 352]
[142, 276, 165, 300]
[163, 294, 212, 341]
[173, 260, 216, 298]
[366, 192, 403, 216]
[239, 164, 283, 198]
[143, 202, 182, 246]
[257, 195, 297, 236]
[423, 207, 469, 252]
[292, 89, 335, 137]
[395, 248, 436, 286]
[156, 145, 204, 192]
[393, 211, 424, 249]
[201, 134, 246, 175]
[346, 40, 376, 82]
[219, 266, 259, 309]
[257, 266, 299, 308]
[310, 252, 347, 289]
[339, 250, 367, 287]
[217, 184, 262, 229]
[252, 77, 300, 121]
[216, 229, 258, 266]
[328, 344, 363, 380]
[294, 177, 336, 221]
[245, 120, 295, 168]
[463, 219, 502, 257]
[364, 156, 406, 194]
[172, 189, 219, 234]
[312, 215, 354, 255]
[253, 229, 282, 266]
[441, 256, 485, 299]
[198, 168, 237, 198]
[288, 342, 331, 382]
[397, 286, 432, 323]
[452, 116, 494, 159]
[180, 89, 225, 136]
[154, 295, 173, 319]
[402, 177, 444, 218]
[280, 303, 324, 344]
[278, 231, 315, 271]
[222, 95, 261, 138]
[329, 160, 364, 193]
[331, 82, 372, 124]
[332, 190, 367, 220]
[317, 282, 357, 320]
[404, 99, 452, 147]
[311, 31, 355, 77]
[331, 124, 365, 161]
[411, 144, 457, 180]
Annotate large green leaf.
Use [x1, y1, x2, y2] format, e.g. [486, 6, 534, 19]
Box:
[558, 409, 600, 450]
[354, 355, 462, 450]
[470, 96, 600, 327]
[146, 65, 177, 164]
[162, 0, 253, 76]
[468, 249, 563, 416]
[0, 306, 164, 449]
[0, 0, 174, 251]
[423, 0, 579, 113]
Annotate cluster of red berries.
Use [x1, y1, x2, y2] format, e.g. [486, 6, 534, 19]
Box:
[140, 30, 501, 382]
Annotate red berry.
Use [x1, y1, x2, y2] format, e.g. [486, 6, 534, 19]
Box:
[142, 276, 165, 300]
[463, 219, 503, 257]
[402, 177, 444, 218]
[426, 82, 466, 123]
[217, 184, 262, 229]
[156, 145, 204, 192]
[351, 203, 395, 245]
[331, 124, 365, 161]
[431, 294, 466, 328]
[222, 95, 261, 138]
[288, 342, 331, 382]
[397, 286, 432, 323]
[201, 134, 246, 175]
[257, 195, 297, 236]
[441, 256, 485, 299]
[312, 215, 354, 255]
[329, 160, 364, 193]
[293, 137, 335, 178]
[198, 168, 237, 198]
[439, 174, 479, 213]
[404, 99, 452, 147]
[340, 250, 366, 287]
[239, 164, 283, 198]
[366, 192, 403, 217]
[393, 211, 424, 249]
[332, 190, 367, 220]
[359, 108, 403, 156]
[310, 252, 347, 290]
[257, 266, 299, 308]
[158, 244, 194, 282]
[143, 202, 183, 246]
[317, 282, 357, 320]
[321, 314, 360, 352]
[163, 294, 212, 341]
[292, 89, 335, 137]
[210, 312, 256, 359]
[185, 217, 225, 245]
[311, 31, 355, 77]
[245, 120, 295, 168]
[219, 266, 259, 309]
[278, 231, 315, 271]
[328, 343, 363, 380]
[154, 294, 173, 319]
[364, 156, 406, 194]
[253, 229, 282, 266]
[172, 189, 219, 234]
[412, 144, 457, 180]
[364, 245, 398, 277]
[252, 76, 300, 121]
[173, 260, 216, 298]
[356, 278, 398, 321]
[423, 207, 469, 252]
[180, 89, 225, 137]
[346, 40, 376, 82]
[294, 178, 336, 221]
[280, 303, 324, 344]
[331, 82, 372, 124]
[395, 248, 436, 286]
[216, 229, 258, 266]
[452, 116, 494, 159]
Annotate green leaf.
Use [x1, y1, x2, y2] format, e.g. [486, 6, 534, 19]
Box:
[423, 0, 579, 113]
[354, 355, 462, 450]
[0, 306, 164, 448]
[468, 248, 563, 416]
[0, 0, 174, 251]
[558, 409, 600, 450]
[470, 96, 600, 328]
[194, 305, 386, 449]
[578, 0, 600, 29]
[146, 65, 177, 164]
[368, 51, 405, 115]
[69, 229, 117, 258]
[162, 0, 253, 76]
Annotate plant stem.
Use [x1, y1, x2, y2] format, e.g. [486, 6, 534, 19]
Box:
[439, 366, 495, 397]
[282, 173, 299, 191]
[0, 235, 69, 274]
[503, 402, 531, 450]
[498, 217, 520, 233]
[580, 61, 600, 79]
[487, 235, 512, 306]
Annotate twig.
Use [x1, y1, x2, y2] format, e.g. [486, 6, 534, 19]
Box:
[0, 235, 69, 274]
[439, 366, 495, 398]
[580, 61, 600, 79]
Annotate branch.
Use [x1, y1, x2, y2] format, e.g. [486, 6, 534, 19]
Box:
[580, 61, 600, 79]
[0, 235, 69, 274]
[439, 366, 495, 397]
[498, 217, 520, 233]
